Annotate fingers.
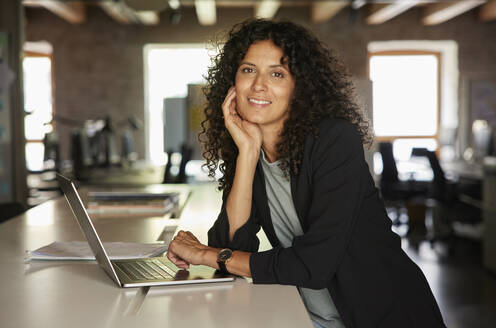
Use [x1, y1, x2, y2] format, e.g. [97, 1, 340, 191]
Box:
[222, 87, 237, 120]
[176, 230, 199, 242]
[222, 87, 252, 149]
[180, 230, 200, 243]
[167, 233, 193, 269]
[167, 230, 203, 269]
[166, 249, 190, 269]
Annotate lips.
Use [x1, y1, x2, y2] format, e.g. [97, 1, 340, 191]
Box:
[248, 97, 271, 105]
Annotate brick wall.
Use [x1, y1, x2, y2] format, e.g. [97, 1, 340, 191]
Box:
[25, 5, 496, 161]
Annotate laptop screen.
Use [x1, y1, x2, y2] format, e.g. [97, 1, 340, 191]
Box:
[56, 174, 121, 285]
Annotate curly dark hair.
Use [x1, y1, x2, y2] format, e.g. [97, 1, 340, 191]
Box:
[200, 19, 372, 193]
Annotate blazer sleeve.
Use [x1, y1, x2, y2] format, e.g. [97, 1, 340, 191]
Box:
[250, 121, 366, 289]
[207, 190, 261, 253]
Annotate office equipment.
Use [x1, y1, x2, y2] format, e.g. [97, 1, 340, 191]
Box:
[163, 97, 187, 153]
[472, 120, 492, 160]
[89, 191, 179, 201]
[120, 116, 141, 163]
[87, 190, 179, 214]
[77, 161, 166, 185]
[56, 173, 234, 287]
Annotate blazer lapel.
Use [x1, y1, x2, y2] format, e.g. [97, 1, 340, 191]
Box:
[291, 167, 310, 233]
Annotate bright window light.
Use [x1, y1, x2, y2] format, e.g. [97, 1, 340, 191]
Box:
[23, 57, 53, 140]
[144, 45, 212, 165]
[373, 138, 438, 180]
[23, 55, 53, 172]
[25, 142, 45, 172]
[393, 138, 438, 161]
[369, 55, 438, 137]
[394, 138, 437, 181]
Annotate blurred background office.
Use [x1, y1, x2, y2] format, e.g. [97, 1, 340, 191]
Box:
[1, 1, 496, 327]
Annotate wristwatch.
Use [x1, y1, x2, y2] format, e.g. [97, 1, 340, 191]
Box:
[217, 248, 233, 273]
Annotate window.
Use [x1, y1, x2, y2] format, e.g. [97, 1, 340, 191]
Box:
[143, 45, 212, 165]
[369, 51, 441, 178]
[23, 53, 54, 172]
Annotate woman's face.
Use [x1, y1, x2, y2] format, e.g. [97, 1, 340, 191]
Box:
[234, 40, 295, 131]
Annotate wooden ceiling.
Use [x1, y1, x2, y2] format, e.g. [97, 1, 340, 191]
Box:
[22, 0, 496, 26]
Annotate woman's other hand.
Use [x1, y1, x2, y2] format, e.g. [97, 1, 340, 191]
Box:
[166, 230, 214, 269]
[222, 87, 262, 157]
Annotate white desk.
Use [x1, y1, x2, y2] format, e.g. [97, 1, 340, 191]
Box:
[0, 183, 312, 328]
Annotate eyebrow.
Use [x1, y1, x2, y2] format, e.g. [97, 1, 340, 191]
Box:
[240, 62, 288, 70]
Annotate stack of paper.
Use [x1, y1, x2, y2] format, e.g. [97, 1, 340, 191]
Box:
[86, 191, 179, 214]
[26, 241, 169, 261]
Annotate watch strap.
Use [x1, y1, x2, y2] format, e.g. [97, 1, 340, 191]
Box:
[217, 260, 228, 273]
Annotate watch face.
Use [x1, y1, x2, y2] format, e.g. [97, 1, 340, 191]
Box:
[218, 248, 233, 262]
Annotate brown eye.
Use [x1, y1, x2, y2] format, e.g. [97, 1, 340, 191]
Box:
[272, 72, 284, 78]
[241, 67, 254, 73]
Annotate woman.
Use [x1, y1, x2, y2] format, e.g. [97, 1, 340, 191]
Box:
[167, 19, 446, 328]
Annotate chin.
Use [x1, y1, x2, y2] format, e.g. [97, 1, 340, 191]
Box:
[241, 113, 264, 124]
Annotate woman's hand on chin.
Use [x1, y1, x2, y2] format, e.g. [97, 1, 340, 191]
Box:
[222, 87, 262, 157]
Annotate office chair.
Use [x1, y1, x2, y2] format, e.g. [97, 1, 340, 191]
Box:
[378, 142, 428, 228]
[163, 144, 193, 184]
[176, 144, 192, 184]
[411, 148, 482, 242]
[379, 142, 408, 199]
[163, 149, 174, 184]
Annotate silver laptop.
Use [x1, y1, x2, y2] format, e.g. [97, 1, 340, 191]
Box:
[56, 174, 235, 288]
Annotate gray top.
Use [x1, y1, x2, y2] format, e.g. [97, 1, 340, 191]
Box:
[260, 150, 344, 328]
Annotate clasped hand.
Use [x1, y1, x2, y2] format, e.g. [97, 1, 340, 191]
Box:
[166, 230, 210, 269]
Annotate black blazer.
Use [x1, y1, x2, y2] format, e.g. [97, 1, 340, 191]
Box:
[208, 118, 446, 328]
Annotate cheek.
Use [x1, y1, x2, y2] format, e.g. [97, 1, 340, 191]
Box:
[286, 82, 296, 103]
[234, 83, 242, 96]
[235, 95, 243, 110]
[234, 80, 249, 109]
[234, 75, 248, 93]
[277, 85, 294, 104]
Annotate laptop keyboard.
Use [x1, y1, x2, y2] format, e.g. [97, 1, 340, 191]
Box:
[116, 259, 176, 281]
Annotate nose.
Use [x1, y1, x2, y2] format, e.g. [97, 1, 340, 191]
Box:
[251, 73, 267, 92]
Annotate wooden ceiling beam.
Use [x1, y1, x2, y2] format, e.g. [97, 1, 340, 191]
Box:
[195, 0, 217, 26]
[422, 0, 486, 25]
[351, 0, 367, 10]
[479, 0, 496, 21]
[24, 0, 86, 24]
[311, 1, 348, 24]
[366, 1, 419, 25]
[100, 1, 138, 25]
[135, 11, 160, 25]
[100, 2, 159, 26]
[255, 0, 281, 19]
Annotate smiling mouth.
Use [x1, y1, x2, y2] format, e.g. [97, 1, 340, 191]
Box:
[248, 98, 272, 105]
